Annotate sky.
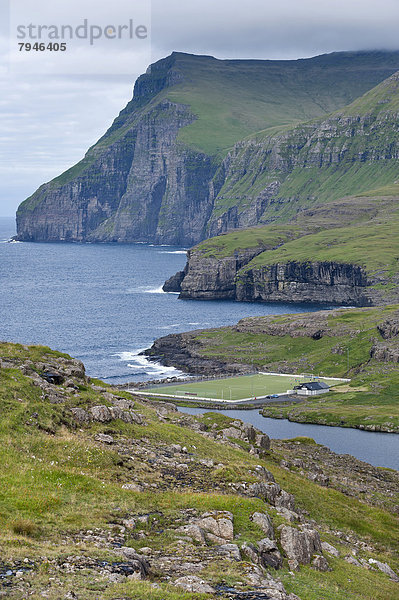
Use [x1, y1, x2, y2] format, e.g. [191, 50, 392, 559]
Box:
[1, 0, 399, 216]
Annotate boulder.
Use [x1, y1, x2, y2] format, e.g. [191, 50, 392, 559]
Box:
[242, 539, 282, 570]
[255, 465, 275, 482]
[280, 526, 322, 565]
[221, 426, 242, 440]
[249, 481, 281, 505]
[301, 526, 322, 555]
[119, 548, 150, 578]
[177, 524, 206, 543]
[251, 511, 274, 538]
[215, 543, 241, 561]
[122, 518, 136, 529]
[258, 537, 283, 569]
[275, 507, 300, 523]
[94, 433, 114, 444]
[122, 482, 143, 492]
[312, 555, 331, 571]
[88, 405, 144, 424]
[241, 542, 260, 565]
[256, 433, 271, 450]
[109, 406, 133, 423]
[275, 490, 296, 511]
[345, 555, 361, 567]
[173, 575, 215, 594]
[65, 378, 79, 390]
[170, 444, 182, 453]
[321, 541, 339, 557]
[241, 422, 256, 442]
[307, 472, 330, 487]
[368, 558, 399, 581]
[244, 565, 298, 598]
[197, 511, 234, 541]
[112, 398, 135, 410]
[89, 406, 112, 423]
[70, 407, 91, 424]
[62, 359, 86, 380]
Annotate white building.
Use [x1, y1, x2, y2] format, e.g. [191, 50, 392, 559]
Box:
[294, 381, 330, 396]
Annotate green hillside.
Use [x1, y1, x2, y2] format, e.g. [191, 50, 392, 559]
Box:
[1, 341, 399, 598]
[149, 305, 399, 432]
[209, 70, 399, 228]
[176, 189, 399, 306]
[164, 51, 399, 155]
[166, 53, 399, 154]
[196, 190, 399, 268]
[24, 49, 399, 191]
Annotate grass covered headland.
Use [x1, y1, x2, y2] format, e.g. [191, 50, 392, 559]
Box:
[144, 304, 399, 432]
[0, 341, 398, 599]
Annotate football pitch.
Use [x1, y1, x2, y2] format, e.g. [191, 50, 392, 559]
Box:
[146, 373, 343, 402]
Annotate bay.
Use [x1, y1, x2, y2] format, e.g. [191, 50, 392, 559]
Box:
[0, 217, 330, 384]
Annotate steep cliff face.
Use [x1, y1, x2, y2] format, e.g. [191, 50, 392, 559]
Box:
[177, 252, 371, 306]
[16, 51, 399, 244]
[16, 54, 218, 245]
[177, 247, 268, 299]
[88, 101, 218, 246]
[17, 99, 218, 245]
[235, 261, 371, 306]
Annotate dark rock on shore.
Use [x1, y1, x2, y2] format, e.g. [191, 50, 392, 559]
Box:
[162, 267, 187, 292]
[144, 328, 253, 375]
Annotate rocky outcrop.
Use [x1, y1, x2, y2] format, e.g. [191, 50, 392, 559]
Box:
[242, 538, 283, 570]
[144, 328, 255, 374]
[177, 251, 372, 305]
[179, 246, 273, 299]
[279, 525, 322, 566]
[235, 261, 371, 306]
[370, 342, 399, 363]
[162, 265, 187, 292]
[251, 512, 275, 538]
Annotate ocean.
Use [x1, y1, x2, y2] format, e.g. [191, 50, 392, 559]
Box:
[0, 216, 329, 384]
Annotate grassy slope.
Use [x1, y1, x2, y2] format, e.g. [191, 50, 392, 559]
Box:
[0, 341, 398, 599]
[211, 68, 399, 220]
[181, 306, 399, 431]
[167, 51, 399, 156]
[246, 220, 398, 273]
[191, 191, 399, 292]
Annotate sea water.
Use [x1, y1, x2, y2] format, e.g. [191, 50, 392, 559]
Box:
[0, 217, 330, 383]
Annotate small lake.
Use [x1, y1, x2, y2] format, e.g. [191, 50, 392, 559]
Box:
[179, 407, 399, 470]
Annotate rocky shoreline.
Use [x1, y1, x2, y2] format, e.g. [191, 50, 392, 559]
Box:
[164, 252, 375, 307]
[144, 328, 255, 375]
[142, 307, 399, 433]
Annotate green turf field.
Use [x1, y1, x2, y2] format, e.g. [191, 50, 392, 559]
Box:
[146, 373, 344, 402]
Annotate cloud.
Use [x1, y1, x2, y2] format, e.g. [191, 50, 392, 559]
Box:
[151, 0, 399, 60]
